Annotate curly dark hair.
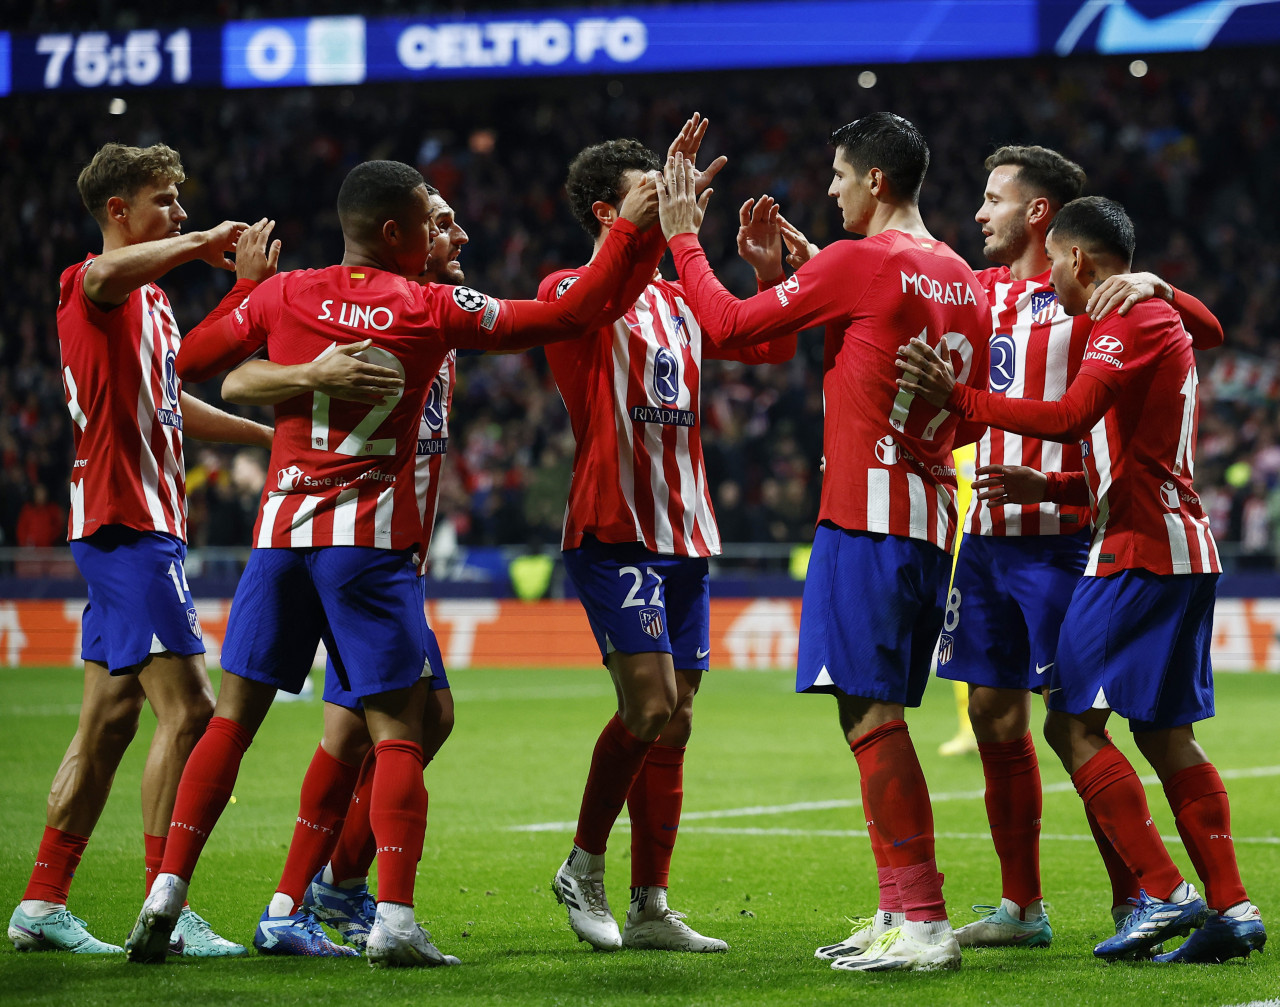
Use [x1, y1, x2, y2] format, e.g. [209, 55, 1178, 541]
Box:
[565, 138, 661, 238]
[985, 145, 1087, 209]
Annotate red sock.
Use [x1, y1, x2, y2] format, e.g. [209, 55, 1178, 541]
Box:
[23, 826, 89, 904]
[628, 744, 684, 888]
[1071, 743, 1182, 899]
[160, 716, 254, 882]
[978, 733, 1042, 912]
[1164, 762, 1248, 911]
[369, 740, 427, 907]
[851, 721, 945, 922]
[1084, 806, 1140, 909]
[144, 833, 165, 899]
[330, 748, 376, 885]
[276, 745, 361, 908]
[860, 775, 902, 913]
[574, 715, 653, 855]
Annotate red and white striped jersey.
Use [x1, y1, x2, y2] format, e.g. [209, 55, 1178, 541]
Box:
[967, 267, 1092, 537]
[57, 255, 187, 542]
[221, 268, 535, 552]
[1078, 299, 1220, 576]
[669, 231, 991, 554]
[539, 267, 794, 557]
[413, 352, 454, 575]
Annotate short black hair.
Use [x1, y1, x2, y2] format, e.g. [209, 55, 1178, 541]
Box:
[566, 138, 661, 238]
[1047, 196, 1135, 267]
[337, 160, 437, 241]
[985, 145, 1086, 208]
[830, 112, 930, 202]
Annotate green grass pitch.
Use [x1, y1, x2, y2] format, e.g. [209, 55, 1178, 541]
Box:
[2, 667, 1277, 1005]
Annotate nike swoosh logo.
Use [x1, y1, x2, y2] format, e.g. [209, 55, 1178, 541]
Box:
[696, 647, 710, 659]
[1035, 662, 1053, 675]
[891, 831, 923, 848]
[14, 925, 43, 942]
[168, 934, 185, 955]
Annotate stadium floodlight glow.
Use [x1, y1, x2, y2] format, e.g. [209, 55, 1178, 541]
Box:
[1129, 57, 1149, 76]
[857, 70, 877, 88]
[108, 96, 126, 113]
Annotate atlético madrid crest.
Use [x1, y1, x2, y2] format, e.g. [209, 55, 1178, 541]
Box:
[1030, 290, 1057, 326]
[937, 633, 954, 665]
[639, 607, 664, 640]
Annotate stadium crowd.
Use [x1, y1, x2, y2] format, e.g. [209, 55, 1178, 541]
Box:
[2, 49, 1278, 561]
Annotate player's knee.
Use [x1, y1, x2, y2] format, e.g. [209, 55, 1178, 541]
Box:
[626, 696, 676, 741]
[90, 698, 144, 755]
[1041, 710, 1073, 762]
[660, 700, 694, 746]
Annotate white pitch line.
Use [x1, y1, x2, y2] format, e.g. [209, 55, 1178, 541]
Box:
[508, 765, 1280, 833]
[663, 827, 1280, 845]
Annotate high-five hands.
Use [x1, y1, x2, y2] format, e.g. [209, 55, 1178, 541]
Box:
[667, 111, 726, 196]
[658, 152, 713, 239]
[737, 195, 784, 282]
[778, 215, 821, 270]
[235, 218, 282, 283]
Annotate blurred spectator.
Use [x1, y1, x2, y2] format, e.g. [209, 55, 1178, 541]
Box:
[16, 483, 63, 548]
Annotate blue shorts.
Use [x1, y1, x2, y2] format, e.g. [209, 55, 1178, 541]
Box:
[562, 535, 710, 669]
[937, 531, 1089, 690]
[1049, 570, 1217, 731]
[797, 524, 949, 706]
[71, 526, 206, 674]
[221, 547, 431, 698]
[323, 577, 449, 709]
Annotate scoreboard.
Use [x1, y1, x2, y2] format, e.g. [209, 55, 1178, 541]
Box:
[2, 0, 1279, 96]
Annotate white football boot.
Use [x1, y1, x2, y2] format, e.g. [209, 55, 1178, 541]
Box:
[622, 887, 727, 952]
[551, 846, 621, 951]
[815, 909, 903, 959]
[365, 903, 458, 968]
[831, 922, 961, 973]
[125, 873, 187, 964]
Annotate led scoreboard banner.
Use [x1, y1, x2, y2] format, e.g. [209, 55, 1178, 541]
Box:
[1, 1, 1279, 96]
[4, 28, 222, 92]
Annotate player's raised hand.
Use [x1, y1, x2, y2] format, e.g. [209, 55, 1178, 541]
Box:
[618, 173, 660, 231]
[658, 153, 712, 239]
[896, 336, 956, 407]
[973, 464, 1048, 505]
[736, 195, 784, 282]
[308, 340, 405, 404]
[235, 218, 282, 283]
[778, 214, 821, 269]
[198, 219, 249, 271]
[667, 111, 727, 195]
[1086, 271, 1172, 320]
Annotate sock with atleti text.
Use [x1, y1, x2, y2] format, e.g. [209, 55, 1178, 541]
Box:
[160, 716, 255, 883]
[275, 744, 361, 909]
[1085, 806, 1141, 911]
[1163, 761, 1249, 912]
[573, 715, 654, 856]
[628, 743, 684, 889]
[860, 774, 904, 916]
[851, 720, 947, 923]
[369, 740, 427, 907]
[978, 733, 1043, 915]
[329, 748, 376, 886]
[1071, 742, 1183, 901]
[144, 832, 165, 899]
[22, 826, 89, 906]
